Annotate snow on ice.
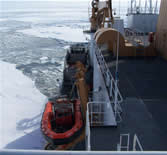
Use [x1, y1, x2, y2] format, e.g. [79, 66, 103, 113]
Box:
[0, 61, 47, 149]
[17, 26, 87, 42]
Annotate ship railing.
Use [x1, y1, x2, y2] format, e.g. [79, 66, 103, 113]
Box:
[86, 101, 122, 150]
[87, 101, 111, 126]
[117, 134, 130, 151]
[117, 134, 143, 151]
[86, 106, 91, 151]
[94, 42, 123, 122]
[133, 134, 143, 151]
[127, 7, 159, 15]
[2, 149, 164, 154]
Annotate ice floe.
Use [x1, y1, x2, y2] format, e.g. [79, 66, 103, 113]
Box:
[0, 61, 47, 149]
[17, 26, 88, 42]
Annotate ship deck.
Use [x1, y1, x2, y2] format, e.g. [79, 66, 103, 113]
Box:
[90, 50, 167, 151]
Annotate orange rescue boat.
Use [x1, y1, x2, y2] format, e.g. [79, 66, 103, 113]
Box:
[41, 98, 84, 146]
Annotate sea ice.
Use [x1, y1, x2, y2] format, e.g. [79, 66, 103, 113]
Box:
[40, 56, 49, 64]
[0, 61, 47, 149]
[0, 27, 9, 32]
[17, 26, 88, 42]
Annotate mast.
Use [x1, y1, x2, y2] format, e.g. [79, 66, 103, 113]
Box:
[131, 0, 136, 14]
[154, 0, 158, 14]
[145, 0, 147, 13]
[108, 0, 113, 21]
[149, 0, 153, 14]
[131, 0, 133, 13]
[139, 0, 141, 12]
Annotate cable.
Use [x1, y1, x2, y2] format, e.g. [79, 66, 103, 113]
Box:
[115, 0, 120, 81]
[114, 0, 121, 121]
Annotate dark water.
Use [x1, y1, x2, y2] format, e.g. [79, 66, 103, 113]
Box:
[0, 1, 89, 97]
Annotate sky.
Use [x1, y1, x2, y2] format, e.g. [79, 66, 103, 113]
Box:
[0, 0, 160, 3]
[0, 0, 90, 1]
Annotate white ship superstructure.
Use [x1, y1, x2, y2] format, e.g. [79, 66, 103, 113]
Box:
[126, 0, 159, 32]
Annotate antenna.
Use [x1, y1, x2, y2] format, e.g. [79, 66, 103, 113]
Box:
[154, 0, 158, 14]
[149, 0, 153, 14]
[131, 0, 133, 13]
[145, 0, 147, 13]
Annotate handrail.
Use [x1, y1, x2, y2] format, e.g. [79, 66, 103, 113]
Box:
[118, 134, 130, 151]
[86, 101, 109, 149]
[94, 42, 123, 103]
[86, 108, 91, 151]
[1, 149, 166, 154]
[117, 134, 143, 151]
[127, 7, 159, 15]
[93, 42, 123, 122]
[87, 101, 110, 126]
[133, 134, 143, 151]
